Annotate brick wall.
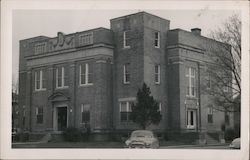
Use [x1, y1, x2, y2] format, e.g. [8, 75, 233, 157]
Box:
[19, 28, 114, 133]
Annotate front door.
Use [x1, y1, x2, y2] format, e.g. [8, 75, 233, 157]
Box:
[57, 107, 67, 131]
[187, 109, 197, 129]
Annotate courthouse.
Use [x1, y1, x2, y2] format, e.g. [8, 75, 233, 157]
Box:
[18, 12, 234, 139]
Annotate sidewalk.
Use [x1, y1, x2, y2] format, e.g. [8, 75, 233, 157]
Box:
[160, 143, 230, 148]
[12, 140, 229, 149]
[12, 141, 124, 148]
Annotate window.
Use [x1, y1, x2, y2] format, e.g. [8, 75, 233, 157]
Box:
[35, 43, 46, 54]
[123, 31, 130, 48]
[123, 63, 130, 84]
[23, 106, 26, 126]
[80, 63, 93, 85]
[155, 65, 160, 84]
[187, 109, 196, 129]
[79, 32, 93, 46]
[206, 72, 211, 89]
[186, 67, 196, 97]
[158, 102, 162, 114]
[120, 101, 132, 122]
[222, 73, 230, 92]
[56, 66, 68, 88]
[225, 113, 230, 125]
[154, 32, 160, 48]
[207, 105, 213, 123]
[35, 69, 46, 91]
[81, 104, 90, 124]
[223, 85, 229, 92]
[36, 107, 43, 124]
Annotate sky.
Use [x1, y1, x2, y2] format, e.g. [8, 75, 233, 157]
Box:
[12, 9, 239, 85]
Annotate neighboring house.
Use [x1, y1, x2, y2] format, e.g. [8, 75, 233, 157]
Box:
[18, 12, 235, 139]
[12, 92, 19, 130]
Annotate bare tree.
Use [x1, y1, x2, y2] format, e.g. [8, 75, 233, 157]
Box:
[204, 14, 241, 113]
[12, 74, 19, 94]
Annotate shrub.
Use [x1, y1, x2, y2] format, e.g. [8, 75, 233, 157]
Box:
[81, 128, 91, 141]
[63, 127, 82, 142]
[221, 123, 225, 132]
[234, 124, 240, 138]
[18, 131, 29, 142]
[225, 128, 238, 141]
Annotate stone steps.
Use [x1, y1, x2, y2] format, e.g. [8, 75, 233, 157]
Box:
[206, 134, 219, 144]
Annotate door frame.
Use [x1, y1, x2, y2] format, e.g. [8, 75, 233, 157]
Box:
[186, 109, 197, 130]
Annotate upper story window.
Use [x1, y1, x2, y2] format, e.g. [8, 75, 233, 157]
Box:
[222, 73, 230, 92]
[223, 84, 229, 92]
[123, 31, 130, 48]
[120, 101, 132, 122]
[56, 66, 68, 89]
[206, 72, 211, 89]
[186, 67, 196, 97]
[155, 65, 161, 84]
[154, 32, 160, 48]
[35, 69, 46, 91]
[36, 107, 43, 124]
[123, 63, 130, 84]
[35, 43, 46, 54]
[79, 32, 93, 46]
[80, 63, 93, 86]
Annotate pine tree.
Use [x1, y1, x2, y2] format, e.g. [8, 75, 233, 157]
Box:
[130, 83, 162, 129]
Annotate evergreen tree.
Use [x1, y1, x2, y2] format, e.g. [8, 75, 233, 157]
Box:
[130, 83, 162, 129]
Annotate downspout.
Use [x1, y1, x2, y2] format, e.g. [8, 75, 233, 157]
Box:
[197, 62, 202, 132]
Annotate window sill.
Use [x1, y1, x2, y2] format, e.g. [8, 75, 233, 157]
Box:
[34, 88, 46, 92]
[123, 46, 131, 49]
[155, 82, 160, 85]
[186, 126, 196, 130]
[123, 82, 130, 84]
[79, 83, 93, 87]
[186, 95, 196, 99]
[154, 46, 160, 49]
[56, 86, 69, 90]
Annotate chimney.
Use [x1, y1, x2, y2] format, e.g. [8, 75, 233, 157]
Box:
[191, 28, 201, 36]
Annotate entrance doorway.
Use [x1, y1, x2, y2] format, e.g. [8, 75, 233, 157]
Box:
[186, 109, 197, 129]
[57, 107, 67, 131]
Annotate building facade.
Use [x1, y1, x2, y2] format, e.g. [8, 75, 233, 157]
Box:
[18, 12, 234, 137]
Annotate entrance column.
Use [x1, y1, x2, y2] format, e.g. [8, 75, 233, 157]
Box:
[46, 65, 54, 131]
[68, 62, 76, 128]
[53, 107, 57, 131]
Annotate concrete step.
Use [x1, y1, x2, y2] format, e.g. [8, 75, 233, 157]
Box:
[206, 134, 219, 144]
[51, 133, 64, 142]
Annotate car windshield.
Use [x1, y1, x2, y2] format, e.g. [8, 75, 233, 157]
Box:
[131, 131, 153, 138]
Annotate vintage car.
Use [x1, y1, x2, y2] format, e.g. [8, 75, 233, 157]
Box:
[125, 130, 159, 148]
[229, 138, 240, 149]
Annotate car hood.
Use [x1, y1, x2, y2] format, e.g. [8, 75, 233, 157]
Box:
[127, 137, 154, 144]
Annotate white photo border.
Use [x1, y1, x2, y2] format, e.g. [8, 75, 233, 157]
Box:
[1, 0, 249, 160]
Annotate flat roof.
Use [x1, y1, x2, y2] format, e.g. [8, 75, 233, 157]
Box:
[110, 11, 170, 22]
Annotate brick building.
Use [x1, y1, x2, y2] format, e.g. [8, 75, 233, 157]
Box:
[18, 12, 234, 139]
